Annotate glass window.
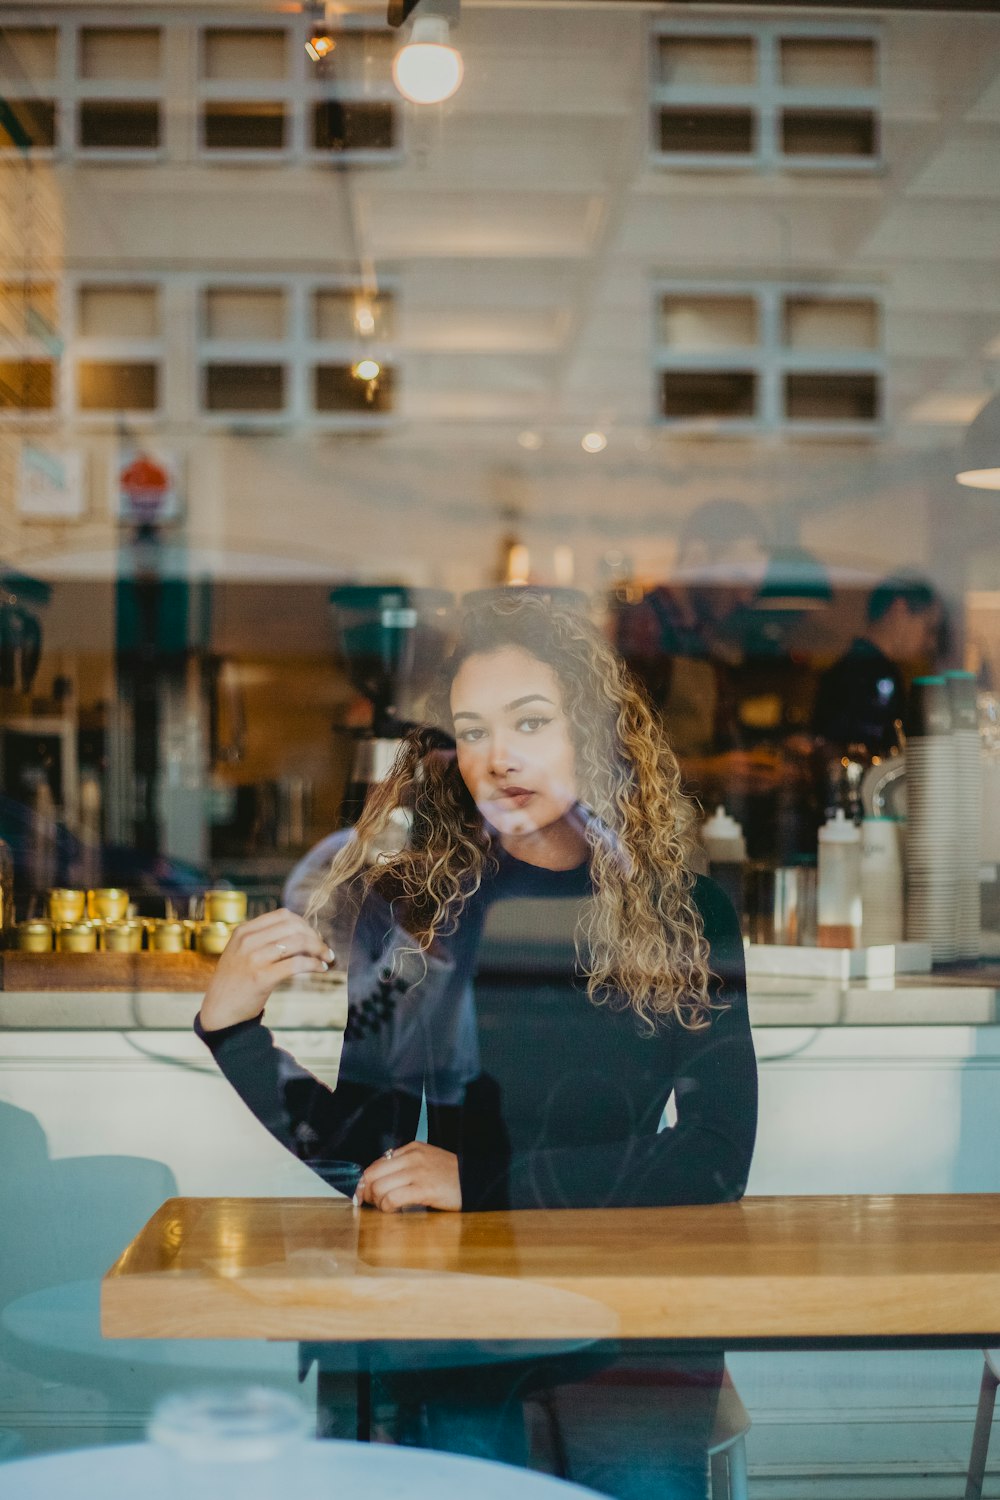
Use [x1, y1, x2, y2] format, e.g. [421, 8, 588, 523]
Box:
[78, 28, 161, 81]
[201, 28, 288, 81]
[202, 102, 286, 152]
[78, 100, 161, 151]
[77, 360, 158, 410]
[203, 362, 286, 412]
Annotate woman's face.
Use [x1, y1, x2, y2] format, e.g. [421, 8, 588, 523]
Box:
[450, 647, 578, 841]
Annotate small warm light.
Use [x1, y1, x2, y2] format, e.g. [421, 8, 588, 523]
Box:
[581, 431, 607, 453]
[506, 544, 530, 586]
[354, 303, 376, 337]
[305, 33, 336, 62]
[352, 359, 381, 381]
[518, 431, 542, 451]
[393, 16, 463, 105]
[553, 545, 575, 586]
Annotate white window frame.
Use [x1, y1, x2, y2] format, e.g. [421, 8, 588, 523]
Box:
[0, 278, 64, 422]
[300, 18, 402, 169]
[68, 274, 165, 421]
[195, 14, 401, 168]
[197, 274, 398, 430]
[652, 279, 885, 437]
[68, 19, 165, 163]
[0, 20, 63, 159]
[649, 17, 882, 174]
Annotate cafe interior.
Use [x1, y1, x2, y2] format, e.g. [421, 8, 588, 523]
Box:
[3, 0, 1000, 1496]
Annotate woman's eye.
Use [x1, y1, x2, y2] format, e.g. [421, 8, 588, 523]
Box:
[517, 716, 551, 734]
[457, 727, 486, 744]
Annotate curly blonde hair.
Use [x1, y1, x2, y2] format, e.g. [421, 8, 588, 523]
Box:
[306, 592, 713, 1030]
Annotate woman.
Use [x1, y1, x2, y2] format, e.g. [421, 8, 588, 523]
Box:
[196, 591, 756, 1496]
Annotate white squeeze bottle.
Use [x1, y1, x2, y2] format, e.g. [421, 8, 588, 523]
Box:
[701, 806, 747, 925]
[817, 808, 863, 949]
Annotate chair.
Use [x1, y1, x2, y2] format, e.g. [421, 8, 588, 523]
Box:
[965, 1351, 1000, 1500]
[531, 1364, 750, 1500]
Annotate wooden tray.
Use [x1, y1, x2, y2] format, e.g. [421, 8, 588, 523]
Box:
[0, 950, 219, 992]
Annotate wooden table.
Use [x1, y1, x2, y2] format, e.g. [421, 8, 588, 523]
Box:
[102, 1193, 1000, 1347]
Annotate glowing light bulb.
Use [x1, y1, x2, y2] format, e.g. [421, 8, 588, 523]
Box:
[305, 33, 335, 62]
[354, 303, 376, 336]
[353, 359, 381, 381]
[393, 16, 463, 106]
[581, 431, 607, 453]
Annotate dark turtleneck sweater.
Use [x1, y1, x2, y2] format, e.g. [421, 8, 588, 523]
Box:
[195, 855, 756, 1211]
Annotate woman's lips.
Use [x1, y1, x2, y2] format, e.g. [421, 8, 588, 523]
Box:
[495, 787, 534, 808]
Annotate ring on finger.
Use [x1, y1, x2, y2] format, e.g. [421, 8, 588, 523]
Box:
[273, 941, 288, 958]
[383, 1147, 394, 1161]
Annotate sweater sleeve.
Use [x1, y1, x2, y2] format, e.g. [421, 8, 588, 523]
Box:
[195, 1010, 420, 1190]
[458, 876, 757, 1211]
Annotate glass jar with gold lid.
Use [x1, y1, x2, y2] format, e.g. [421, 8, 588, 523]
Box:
[149, 919, 189, 952]
[48, 889, 86, 924]
[87, 888, 130, 923]
[102, 921, 145, 954]
[204, 890, 247, 924]
[16, 919, 53, 952]
[196, 920, 234, 956]
[55, 922, 98, 953]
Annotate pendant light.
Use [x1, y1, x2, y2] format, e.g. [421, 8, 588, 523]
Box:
[956, 392, 1000, 490]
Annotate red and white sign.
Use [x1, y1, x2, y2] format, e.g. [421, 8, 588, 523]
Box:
[115, 447, 182, 525]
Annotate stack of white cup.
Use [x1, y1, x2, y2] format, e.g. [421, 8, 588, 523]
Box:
[946, 670, 982, 961]
[904, 675, 957, 962]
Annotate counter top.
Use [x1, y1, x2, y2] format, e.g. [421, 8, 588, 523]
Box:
[1, 969, 999, 1030]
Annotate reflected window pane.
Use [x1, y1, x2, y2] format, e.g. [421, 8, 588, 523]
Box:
[79, 100, 161, 150]
[314, 364, 394, 413]
[204, 363, 285, 411]
[661, 370, 756, 420]
[780, 37, 877, 89]
[657, 36, 756, 88]
[312, 101, 395, 153]
[0, 360, 55, 409]
[784, 372, 879, 422]
[783, 298, 879, 351]
[203, 102, 286, 152]
[658, 108, 754, 155]
[0, 27, 58, 82]
[204, 289, 287, 342]
[77, 361, 158, 410]
[313, 290, 394, 342]
[0, 283, 58, 340]
[78, 286, 160, 338]
[660, 296, 758, 350]
[320, 30, 394, 86]
[79, 28, 161, 80]
[0, 99, 56, 150]
[781, 109, 876, 158]
[202, 28, 288, 81]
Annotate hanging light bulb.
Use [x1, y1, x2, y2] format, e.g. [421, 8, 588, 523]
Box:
[392, 15, 463, 105]
[352, 359, 381, 381]
[305, 2, 335, 62]
[956, 392, 1000, 490]
[354, 302, 376, 337]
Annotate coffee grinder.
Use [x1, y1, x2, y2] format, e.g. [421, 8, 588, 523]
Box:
[329, 585, 454, 827]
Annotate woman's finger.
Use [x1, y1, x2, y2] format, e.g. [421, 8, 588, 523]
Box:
[239, 921, 333, 966]
[360, 1161, 412, 1206]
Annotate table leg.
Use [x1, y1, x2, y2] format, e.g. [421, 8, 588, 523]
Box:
[301, 1342, 372, 1441]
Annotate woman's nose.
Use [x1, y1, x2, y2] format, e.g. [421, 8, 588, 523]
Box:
[489, 732, 520, 776]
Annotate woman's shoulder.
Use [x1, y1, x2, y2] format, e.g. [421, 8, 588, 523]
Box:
[690, 871, 741, 941]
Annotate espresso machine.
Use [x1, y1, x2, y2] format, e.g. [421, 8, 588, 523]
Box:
[329, 585, 454, 827]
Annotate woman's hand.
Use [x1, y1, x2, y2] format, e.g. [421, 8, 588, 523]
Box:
[355, 1143, 462, 1213]
[199, 908, 334, 1033]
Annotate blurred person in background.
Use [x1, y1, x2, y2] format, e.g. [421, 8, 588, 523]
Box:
[812, 573, 943, 757]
